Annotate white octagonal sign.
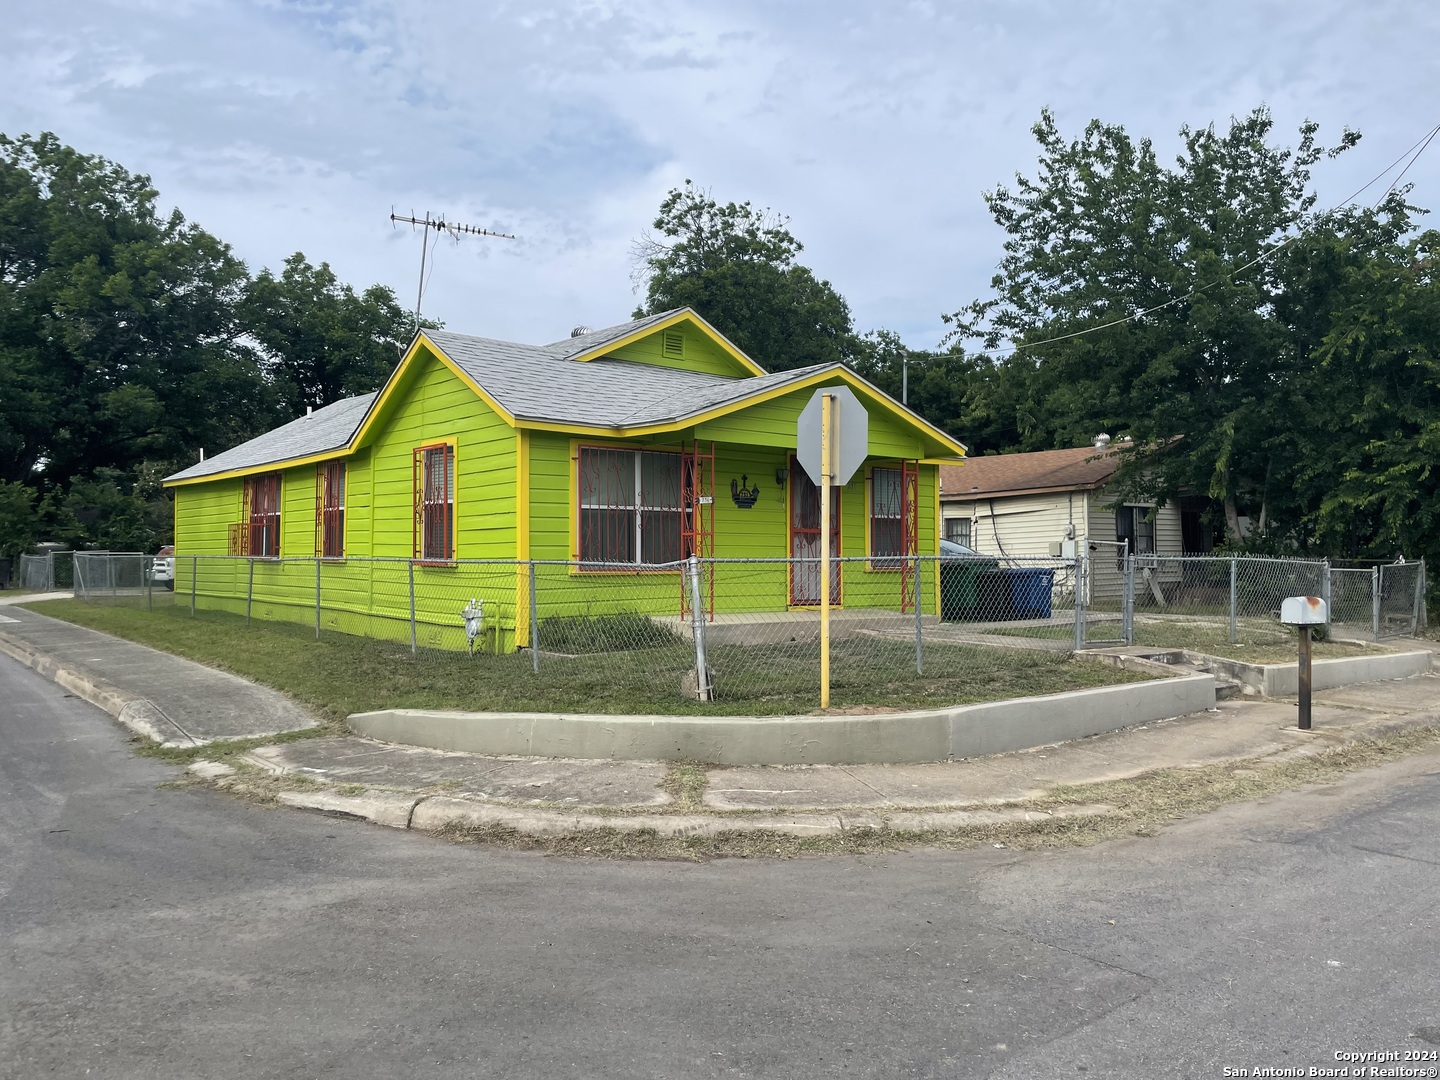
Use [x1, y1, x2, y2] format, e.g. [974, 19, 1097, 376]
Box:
[796, 385, 869, 487]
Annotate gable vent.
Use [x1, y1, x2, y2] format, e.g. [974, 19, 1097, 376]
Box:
[662, 329, 685, 359]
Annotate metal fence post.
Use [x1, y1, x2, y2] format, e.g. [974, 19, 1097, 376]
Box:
[315, 558, 322, 640]
[1229, 557, 1238, 644]
[1321, 561, 1332, 623]
[688, 554, 711, 700]
[1123, 555, 1135, 645]
[912, 556, 924, 675]
[1420, 559, 1429, 631]
[1073, 554, 1086, 652]
[246, 559, 254, 626]
[1372, 565, 1382, 640]
[1412, 561, 1425, 636]
[147, 556, 153, 611]
[407, 560, 417, 657]
[529, 561, 540, 674]
[190, 555, 197, 615]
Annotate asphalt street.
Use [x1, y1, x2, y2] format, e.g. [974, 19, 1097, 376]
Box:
[2, 654, 1438, 1079]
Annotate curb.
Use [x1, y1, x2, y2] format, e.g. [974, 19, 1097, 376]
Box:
[0, 629, 200, 747]
[250, 783, 1118, 838]
[346, 674, 1218, 766]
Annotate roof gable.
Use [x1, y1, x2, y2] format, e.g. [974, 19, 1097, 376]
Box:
[166, 308, 967, 486]
[548, 309, 766, 378]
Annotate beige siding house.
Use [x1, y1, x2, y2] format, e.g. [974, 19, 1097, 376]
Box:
[938, 437, 1200, 560]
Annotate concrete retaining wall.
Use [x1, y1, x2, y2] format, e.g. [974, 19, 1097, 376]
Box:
[1195, 650, 1432, 698]
[347, 674, 1216, 766]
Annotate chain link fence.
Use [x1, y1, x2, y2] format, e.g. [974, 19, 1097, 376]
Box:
[64, 551, 1426, 704]
[16, 550, 75, 592]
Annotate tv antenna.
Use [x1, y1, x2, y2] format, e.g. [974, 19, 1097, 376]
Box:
[390, 210, 516, 329]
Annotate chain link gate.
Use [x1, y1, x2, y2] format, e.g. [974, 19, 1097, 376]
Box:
[1082, 541, 1130, 645]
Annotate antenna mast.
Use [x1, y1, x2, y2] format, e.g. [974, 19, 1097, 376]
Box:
[389, 210, 517, 329]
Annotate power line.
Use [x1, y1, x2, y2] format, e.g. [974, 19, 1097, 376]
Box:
[965, 121, 1440, 360]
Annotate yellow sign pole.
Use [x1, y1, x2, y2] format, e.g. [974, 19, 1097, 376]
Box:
[820, 392, 834, 709]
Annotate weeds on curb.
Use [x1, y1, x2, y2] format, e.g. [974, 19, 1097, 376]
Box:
[659, 761, 709, 812]
[431, 725, 1440, 860]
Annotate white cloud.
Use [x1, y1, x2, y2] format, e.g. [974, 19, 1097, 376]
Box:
[3, 0, 1437, 351]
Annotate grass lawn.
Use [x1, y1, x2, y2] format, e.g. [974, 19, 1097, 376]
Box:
[1127, 619, 1380, 664]
[987, 616, 1381, 664]
[29, 599, 1149, 719]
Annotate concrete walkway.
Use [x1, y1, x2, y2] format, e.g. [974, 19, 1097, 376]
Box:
[2, 594, 1436, 838]
[0, 600, 318, 745]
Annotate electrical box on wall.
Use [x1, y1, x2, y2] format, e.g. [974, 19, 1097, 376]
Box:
[1048, 540, 1078, 559]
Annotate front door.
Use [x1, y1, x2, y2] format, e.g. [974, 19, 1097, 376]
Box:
[789, 456, 841, 605]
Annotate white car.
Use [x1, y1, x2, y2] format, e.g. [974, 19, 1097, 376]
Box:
[148, 546, 175, 590]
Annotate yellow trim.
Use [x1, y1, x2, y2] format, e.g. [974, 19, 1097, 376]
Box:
[354, 334, 516, 449]
[933, 473, 942, 616]
[514, 430, 531, 647]
[515, 430, 531, 561]
[166, 447, 349, 488]
[863, 462, 897, 572]
[166, 334, 512, 490]
[413, 437, 459, 563]
[516, 367, 966, 457]
[315, 461, 348, 560]
[164, 333, 964, 492]
[567, 310, 767, 377]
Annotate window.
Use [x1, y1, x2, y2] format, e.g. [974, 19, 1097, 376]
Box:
[870, 468, 905, 564]
[1116, 505, 1155, 555]
[869, 466, 917, 568]
[413, 444, 455, 562]
[944, 517, 972, 547]
[245, 474, 281, 558]
[317, 462, 345, 559]
[579, 447, 685, 566]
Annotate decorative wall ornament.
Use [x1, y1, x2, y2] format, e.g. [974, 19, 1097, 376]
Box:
[730, 475, 760, 508]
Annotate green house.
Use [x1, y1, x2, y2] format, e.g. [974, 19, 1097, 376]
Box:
[163, 309, 966, 651]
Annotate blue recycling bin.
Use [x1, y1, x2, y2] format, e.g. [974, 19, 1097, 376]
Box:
[1006, 568, 1055, 619]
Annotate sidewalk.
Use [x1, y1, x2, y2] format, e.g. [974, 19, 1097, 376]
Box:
[0, 600, 318, 745]
[2, 595, 1436, 839]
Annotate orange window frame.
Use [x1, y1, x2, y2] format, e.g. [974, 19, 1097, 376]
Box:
[413, 443, 455, 563]
[316, 462, 346, 559]
[245, 474, 281, 558]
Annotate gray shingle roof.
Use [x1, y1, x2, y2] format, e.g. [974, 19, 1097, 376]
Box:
[164, 308, 961, 485]
[541, 309, 691, 359]
[166, 393, 375, 482]
[424, 327, 831, 428]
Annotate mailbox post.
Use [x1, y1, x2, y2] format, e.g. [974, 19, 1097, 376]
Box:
[1280, 596, 1328, 731]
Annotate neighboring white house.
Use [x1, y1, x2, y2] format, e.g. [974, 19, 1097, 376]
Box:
[938, 435, 1212, 560]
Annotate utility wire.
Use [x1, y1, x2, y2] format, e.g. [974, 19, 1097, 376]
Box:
[965, 121, 1440, 360]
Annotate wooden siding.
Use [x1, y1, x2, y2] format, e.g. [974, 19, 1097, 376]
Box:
[1086, 490, 1183, 553]
[695, 384, 923, 458]
[946, 492, 1082, 558]
[525, 429, 935, 617]
[171, 349, 943, 649]
[360, 348, 516, 559]
[604, 329, 751, 378]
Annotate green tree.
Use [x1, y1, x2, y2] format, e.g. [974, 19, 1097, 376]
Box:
[245, 253, 416, 415]
[0, 132, 272, 491]
[632, 181, 862, 372]
[0, 480, 39, 561]
[948, 108, 1360, 540]
[1280, 201, 1440, 567]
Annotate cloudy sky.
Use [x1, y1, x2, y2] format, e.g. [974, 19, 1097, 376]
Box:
[4, 0, 1438, 350]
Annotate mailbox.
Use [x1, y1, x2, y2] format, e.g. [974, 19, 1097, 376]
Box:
[1280, 596, 1328, 625]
